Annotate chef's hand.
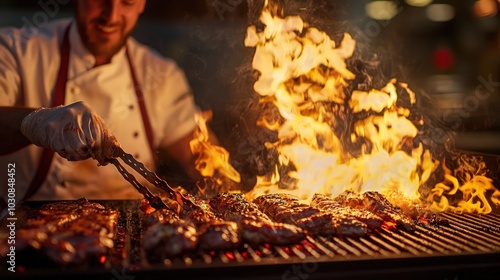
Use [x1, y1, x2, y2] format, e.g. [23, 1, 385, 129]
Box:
[20, 101, 121, 165]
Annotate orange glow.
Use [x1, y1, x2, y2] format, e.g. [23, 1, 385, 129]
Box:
[427, 160, 500, 214]
[99, 255, 107, 264]
[241, 0, 498, 214]
[190, 110, 241, 196]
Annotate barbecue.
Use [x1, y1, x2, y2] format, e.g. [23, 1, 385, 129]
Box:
[1, 195, 499, 280]
[0, 198, 118, 266]
[334, 190, 416, 231]
[209, 193, 306, 245]
[254, 193, 368, 237]
[1, 1, 500, 279]
[0, 189, 478, 264]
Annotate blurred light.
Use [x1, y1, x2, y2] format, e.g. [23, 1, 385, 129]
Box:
[426, 4, 455, 22]
[473, 0, 498, 18]
[366, 1, 399, 20]
[432, 47, 454, 70]
[405, 0, 433, 7]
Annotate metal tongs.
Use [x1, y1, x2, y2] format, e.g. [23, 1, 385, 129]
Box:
[108, 147, 196, 213]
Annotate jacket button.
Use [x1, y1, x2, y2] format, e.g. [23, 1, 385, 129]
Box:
[133, 131, 139, 138]
[70, 87, 79, 95]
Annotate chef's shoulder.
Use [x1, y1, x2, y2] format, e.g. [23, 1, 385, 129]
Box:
[0, 18, 70, 59]
[126, 37, 187, 86]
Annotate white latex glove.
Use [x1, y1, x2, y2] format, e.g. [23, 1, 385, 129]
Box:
[21, 101, 120, 165]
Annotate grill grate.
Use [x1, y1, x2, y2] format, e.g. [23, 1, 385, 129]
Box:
[130, 212, 500, 271]
[2, 201, 500, 280]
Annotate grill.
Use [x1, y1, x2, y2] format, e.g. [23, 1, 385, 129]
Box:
[2, 200, 500, 280]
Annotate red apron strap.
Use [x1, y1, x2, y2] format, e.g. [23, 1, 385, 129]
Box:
[23, 26, 155, 201]
[22, 25, 71, 201]
[125, 47, 156, 158]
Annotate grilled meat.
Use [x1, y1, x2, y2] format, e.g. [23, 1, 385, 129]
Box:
[143, 208, 179, 229]
[254, 194, 320, 223]
[1, 198, 118, 265]
[209, 193, 273, 223]
[387, 194, 449, 226]
[143, 220, 198, 258]
[334, 190, 416, 231]
[209, 193, 305, 245]
[254, 194, 368, 237]
[142, 196, 242, 253]
[198, 220, 241, 251]
[311, 194, 384, 229]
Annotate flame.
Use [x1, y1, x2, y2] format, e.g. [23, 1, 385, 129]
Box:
[190, 110, 241, 197]
[427, 159, 500, 214]
[242, 1, 499, 214]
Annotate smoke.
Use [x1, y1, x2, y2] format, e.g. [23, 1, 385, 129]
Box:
[222, 0, 455, 191]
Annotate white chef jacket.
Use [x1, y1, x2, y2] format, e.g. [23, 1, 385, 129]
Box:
[0, 19, 198, 203]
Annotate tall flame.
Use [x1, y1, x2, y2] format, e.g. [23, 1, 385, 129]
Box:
[241, 1, 498, 214]
[190, 110, 241, 197]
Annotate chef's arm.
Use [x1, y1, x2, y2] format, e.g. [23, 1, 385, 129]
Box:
[0, 106, 35, 155]
[0, 102, 120, 164]
[161, 128, 220, 182]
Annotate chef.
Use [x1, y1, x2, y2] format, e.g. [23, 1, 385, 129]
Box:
[0, 0, 214, 213]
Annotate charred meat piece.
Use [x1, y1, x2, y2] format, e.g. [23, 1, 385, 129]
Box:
[184, 196, 242, 251]
[182, 194, 218, 226]
[198, 220, 241, 251]
[311, 194, 384, 229]
[334, 190, 415, 231]
[143, 220, 198, 258]
[0, 198, 118, 265]
[254, 194, 320, 224]
[255, 194, 368, 237]
[239, 220, 305, 245]
[389, 195, 449, 226]
[292, 213, 337, 236]
[143, 208, 179, 229]
[209, 193, 305, 245]
[209, 193, 274, 223]
[142, 196, 242, 252]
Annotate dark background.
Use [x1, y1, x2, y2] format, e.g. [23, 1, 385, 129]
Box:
[1, 0, 499, 186]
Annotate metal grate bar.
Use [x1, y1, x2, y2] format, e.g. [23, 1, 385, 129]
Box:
[345, 237, 377, 256]
[459, 213, 500, 230]
[377, 231, 422, 255]
[183, 256, 193, 266]
[411, 228, 462, 253]
[244, 244, 262, 262]
[415, 225, 476, 252]
[200, 252, 212, 264]
[367, 235, 402, 255]
[299, 241, 322, 259]
[380, 229, 433, 254]
[484, 213, 500, 224]
[443, 214, 500, 243]
[274, 246, 292, 259]
[232, 250, 245, 262]
[290, 246, 307, 259]
[358, 237, 393, 256]
[318, 236, 349, 256]
[439, 226, 497, 251]
[332, 237, 363, 256]
[397, 229, 449, 254]
[305, 236, 335, 258]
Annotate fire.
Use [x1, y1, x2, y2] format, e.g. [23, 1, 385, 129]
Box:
[189, 110, 241, 197]
[238, 1, 499, 214]
[427, 158, 500, 214]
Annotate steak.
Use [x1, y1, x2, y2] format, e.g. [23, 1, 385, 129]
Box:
[334, 190, 416, 231]
[209, 193, 305, 245]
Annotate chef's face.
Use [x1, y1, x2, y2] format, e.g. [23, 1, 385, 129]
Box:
[75, 0, 146, 64]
